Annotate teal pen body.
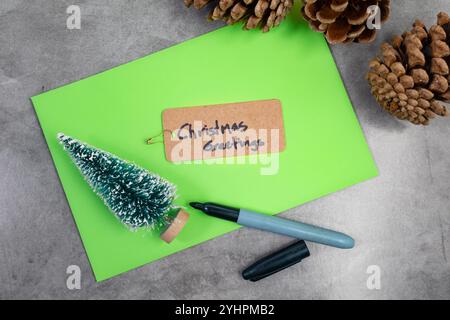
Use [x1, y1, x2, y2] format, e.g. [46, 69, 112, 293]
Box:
[237, 210, 354, 249]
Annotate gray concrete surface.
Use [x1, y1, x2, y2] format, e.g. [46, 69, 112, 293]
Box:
[0, 0, 449, 299]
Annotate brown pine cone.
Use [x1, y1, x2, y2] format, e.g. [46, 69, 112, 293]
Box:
[183, 0, 294, 32]
[366, 12, 450, 125]
[302, 0, 391, 44]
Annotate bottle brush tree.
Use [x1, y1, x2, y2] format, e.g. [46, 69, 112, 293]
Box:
[57, 133, 188, 242]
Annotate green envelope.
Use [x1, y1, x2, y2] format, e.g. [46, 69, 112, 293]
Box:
[32, 12, 377, 281]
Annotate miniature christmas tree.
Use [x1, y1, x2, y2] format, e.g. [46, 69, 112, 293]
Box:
[57, 133, 188, 242]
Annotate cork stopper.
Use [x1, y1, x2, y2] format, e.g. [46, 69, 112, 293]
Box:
[160, 209, 189, 243]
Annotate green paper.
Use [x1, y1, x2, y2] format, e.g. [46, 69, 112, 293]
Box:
[32, 13, 377, 281]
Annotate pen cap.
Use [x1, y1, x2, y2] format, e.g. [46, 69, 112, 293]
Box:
[242, 240, 310, 281]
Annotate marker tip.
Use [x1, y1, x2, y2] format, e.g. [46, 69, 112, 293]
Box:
[189, 202, 203, 210]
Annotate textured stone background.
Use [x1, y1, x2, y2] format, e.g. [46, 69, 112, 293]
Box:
[0, 0, 449, 299]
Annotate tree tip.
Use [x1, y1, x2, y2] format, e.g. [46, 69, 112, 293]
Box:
[57, 133, 75, 147]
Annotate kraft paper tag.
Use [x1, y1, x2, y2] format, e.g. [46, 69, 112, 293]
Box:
[161, 99, 285, 162]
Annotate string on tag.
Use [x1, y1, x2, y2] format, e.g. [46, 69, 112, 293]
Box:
[146, 129, 174, 145]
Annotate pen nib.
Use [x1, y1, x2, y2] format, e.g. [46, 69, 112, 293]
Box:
[189, 202, 204, 210]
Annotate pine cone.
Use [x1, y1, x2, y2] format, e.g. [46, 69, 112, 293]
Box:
[184, 0, 294, 32]
[302, 0, 391, 44]
[367, 12, 450, 125]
